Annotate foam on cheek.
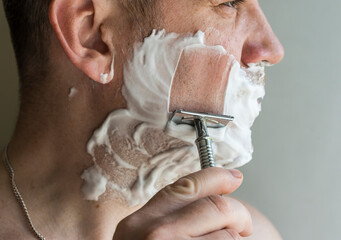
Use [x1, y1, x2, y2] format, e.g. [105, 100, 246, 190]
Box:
[81, 30, 267, 205]
[122, 31, 209, 126]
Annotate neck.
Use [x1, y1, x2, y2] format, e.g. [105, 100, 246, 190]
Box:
[6, 72, 139, 239]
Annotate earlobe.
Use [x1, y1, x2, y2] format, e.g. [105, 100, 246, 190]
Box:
[100, 55, 115, 84]
[49, 0, 114, 84]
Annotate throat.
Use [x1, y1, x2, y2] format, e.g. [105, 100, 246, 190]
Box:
[1, 143, 140, 240]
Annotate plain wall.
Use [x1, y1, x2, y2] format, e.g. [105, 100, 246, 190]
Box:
[1, 1, 340, 239]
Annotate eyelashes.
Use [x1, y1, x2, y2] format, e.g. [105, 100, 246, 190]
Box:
[220, 0, 246, 9]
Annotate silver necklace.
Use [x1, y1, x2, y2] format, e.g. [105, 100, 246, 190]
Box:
[2, 145, 46, 240]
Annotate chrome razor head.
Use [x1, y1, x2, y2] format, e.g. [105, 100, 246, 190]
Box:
[170, 109, 234, 169]
[170, 109, 234, 128]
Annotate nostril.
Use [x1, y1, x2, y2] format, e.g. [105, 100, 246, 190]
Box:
[259, 60, 272, 67]
[241, 36, 285, 66]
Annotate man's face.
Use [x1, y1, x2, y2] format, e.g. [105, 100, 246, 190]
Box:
[117, 0, 284, 115]
[104, 0, 284, 116]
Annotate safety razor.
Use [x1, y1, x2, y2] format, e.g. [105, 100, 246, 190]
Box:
[171, 110, 234, 169]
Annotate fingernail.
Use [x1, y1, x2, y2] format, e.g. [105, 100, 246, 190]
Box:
[229, 169, 243, 179]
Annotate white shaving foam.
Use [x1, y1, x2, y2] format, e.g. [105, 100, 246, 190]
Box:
[167, 61, 265, 168]
[81, 165, 108, 201]
[82, 30, 267, 205]
[68, 87, 78, 99]
[100, 56, 115, 84]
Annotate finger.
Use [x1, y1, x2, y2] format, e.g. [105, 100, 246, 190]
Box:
[194, 229, 241, 240]
[141, 167, 243, 216]
[161, 196, 253, 237]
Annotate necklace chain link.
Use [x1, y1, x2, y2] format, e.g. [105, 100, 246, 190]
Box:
[2, 145, 46, 240]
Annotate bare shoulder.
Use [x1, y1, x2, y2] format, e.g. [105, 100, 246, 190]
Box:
[241, 201, 283, 240]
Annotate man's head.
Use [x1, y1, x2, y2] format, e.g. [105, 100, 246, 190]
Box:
[3, 0, 284, 205]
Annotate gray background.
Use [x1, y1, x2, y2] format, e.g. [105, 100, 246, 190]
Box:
[1, 0, 340, 239]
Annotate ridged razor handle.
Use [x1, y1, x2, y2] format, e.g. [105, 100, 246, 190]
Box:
[196, 136, 215, 169]
[194, 118, 216, 169]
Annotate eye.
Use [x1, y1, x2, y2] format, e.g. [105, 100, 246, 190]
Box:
[221, 0, 245, 9]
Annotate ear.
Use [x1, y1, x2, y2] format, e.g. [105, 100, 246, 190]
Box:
[49, 0, 114, 84]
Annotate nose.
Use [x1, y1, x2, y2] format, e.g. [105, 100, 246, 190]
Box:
[241, 3, 285, 66]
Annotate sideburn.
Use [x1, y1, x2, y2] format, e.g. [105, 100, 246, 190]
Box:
[119, 0, 160, 41]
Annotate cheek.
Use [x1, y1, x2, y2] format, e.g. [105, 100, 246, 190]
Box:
[157, 0, 226, 34]
[203, 26, 244, 61]
[156, 0, 196, 32]
[169, 47, 235, 114]
[156, 1, 243, 59]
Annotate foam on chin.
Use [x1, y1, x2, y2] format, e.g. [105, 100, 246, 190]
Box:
[167, 61, 266, 168]
[81, 30, 266, 206]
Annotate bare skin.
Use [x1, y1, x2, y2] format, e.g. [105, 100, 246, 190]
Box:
[0, 0, 284, 239]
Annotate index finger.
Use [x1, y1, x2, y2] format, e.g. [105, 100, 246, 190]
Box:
[140, 167, 243, 216]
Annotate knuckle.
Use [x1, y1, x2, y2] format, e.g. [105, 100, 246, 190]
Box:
[234, 199, 250, 217]
[164, 175, 200, 198]
[206, 195, 230, 214]
[230, 199, 253, 236]
[242, 208, 253, 236]
[238, 203, 253, 234]
[205, 196, 253, 236]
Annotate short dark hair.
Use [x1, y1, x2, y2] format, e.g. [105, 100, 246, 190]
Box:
[2, 0, 53, 93]
[2, 0, 155, 95]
